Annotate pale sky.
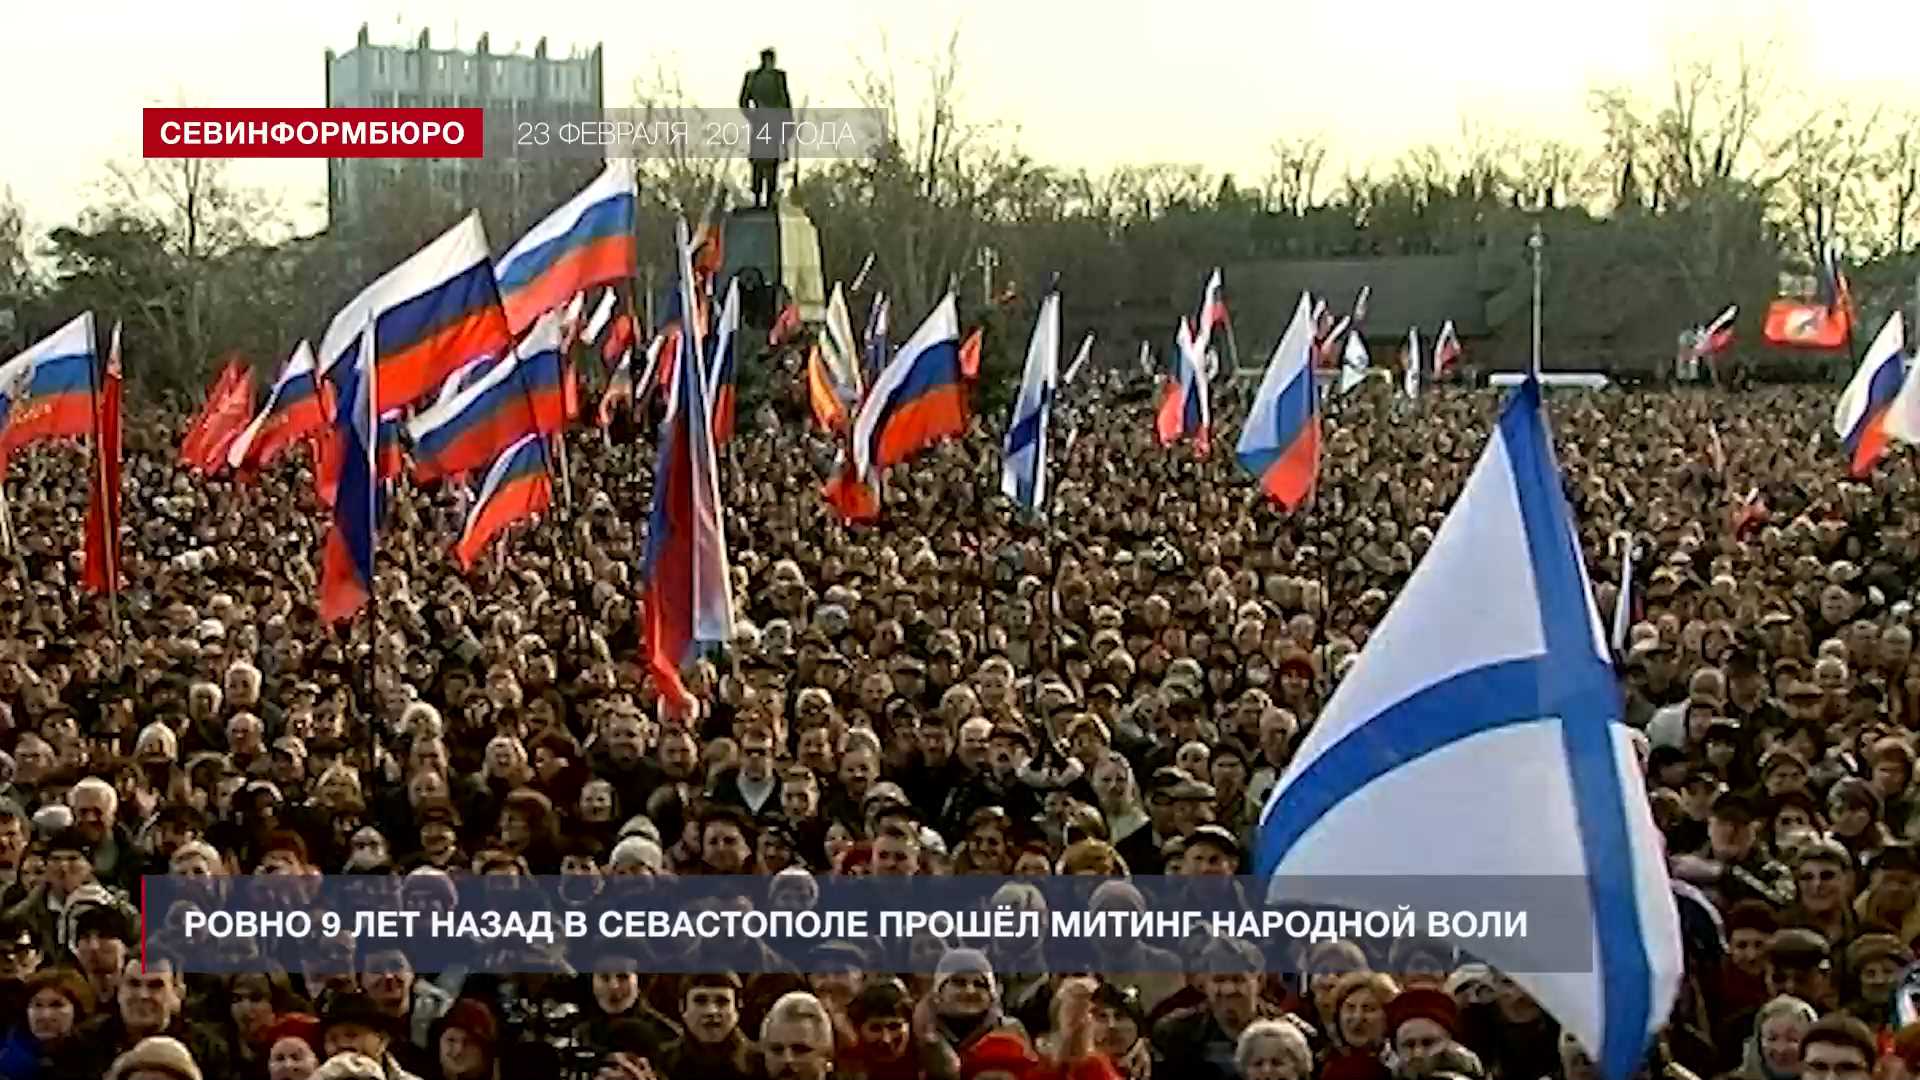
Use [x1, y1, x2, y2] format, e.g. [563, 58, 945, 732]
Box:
[4, 0, 1917, 241]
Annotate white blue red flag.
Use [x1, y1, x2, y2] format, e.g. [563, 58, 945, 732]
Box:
[494, 162, 637, 335]
[1833, 312, 1905, 477]
[0, 312, 97, 473]
[455, 434, 552, 571]
[852, 294, 966, 480]
[1195, 267, 1228, 354]
[1235, 293, 1318, 509]
[706, 277, 742, 447]
[406, 310, 566, 483]
[1433, 319, 1463, 379]
[642, 219, 736, 710]
[317, 212, 512, 412]
[1253, 378, 1681, 1080]
[1001, 291, 1060, 513]
[318, 319, 380, 623]
[1155, 317, 1211, 455]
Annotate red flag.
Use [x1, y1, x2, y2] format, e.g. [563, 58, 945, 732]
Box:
[823, 457, 879, 523]
[81, 323, 124, 595]
[958, 327, 984, 381]
[1764, 262, 1853, 349]
[1731, 488, 1769, 541]
[178, 358, 254, 473]
[770, 301, 802, 347]
[602, 311, 635, 365]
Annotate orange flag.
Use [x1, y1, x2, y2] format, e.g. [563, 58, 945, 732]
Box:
[958, 327, 983, 380]
[806, 344, 848, 433]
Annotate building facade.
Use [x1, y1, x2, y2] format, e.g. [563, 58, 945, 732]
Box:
[324, 25, 604, 238]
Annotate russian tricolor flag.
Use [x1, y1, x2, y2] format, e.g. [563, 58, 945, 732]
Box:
[495, 163, 638, 336]
[1236, 293, 1319, 510]
[1195, 267, 1228, 352]
[706, 278, 742, 447]
[1833, 312, 1906, 478]
[455, 434, 552, 571]
[406, 311, 566, 484]
[318, 212, 512, 413]
[1154, 316, 1211, 455]
[319, 320, 380, 624]
[851, 294, 967, 481]
[1001, 291, 1060, 513]
[228, 342, 331, 475]
[642, 219, 736, 709]
[0, 312, 97, 474]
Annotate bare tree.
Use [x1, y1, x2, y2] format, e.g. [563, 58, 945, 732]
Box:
[1512, 140, 1589, 211]
[1777, 109, 1882, 266]
[1649, 45, 1780, 204]
[1265, 135, 1328, 215]
[101, 156, 286, 380]
[1869, 116, 1920, 257]
[628, 62, 736, 219]
[0, 189, 27, 303]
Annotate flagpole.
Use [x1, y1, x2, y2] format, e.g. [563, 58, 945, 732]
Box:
[1529, 224, 1544, 380]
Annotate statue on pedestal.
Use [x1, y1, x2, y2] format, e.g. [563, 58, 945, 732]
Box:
[739, 48, 792, 209]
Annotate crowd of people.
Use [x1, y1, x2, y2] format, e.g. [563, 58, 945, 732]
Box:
[0, 346, 1913, 1080]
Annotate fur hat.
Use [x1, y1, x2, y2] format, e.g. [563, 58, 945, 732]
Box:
[107, 1037, 203, 1080]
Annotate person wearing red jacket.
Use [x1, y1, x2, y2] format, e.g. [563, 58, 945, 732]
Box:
[960, 979, 1121, 1080]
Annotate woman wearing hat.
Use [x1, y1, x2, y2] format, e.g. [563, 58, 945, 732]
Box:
[1712, 995, 1815, 1080]
[0, 966, 107, 1078]
[105, 1035, 204, 1080]
[263, 1015, 322, 1080]
[1840, 933, 1912, 1031]
[427, 999, 499, 1080]
[1827, 779, 1890, 868]
[931, 949, 1027, 1061]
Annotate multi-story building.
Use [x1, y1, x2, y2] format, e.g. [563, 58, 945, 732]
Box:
[324, 25, 603, 240]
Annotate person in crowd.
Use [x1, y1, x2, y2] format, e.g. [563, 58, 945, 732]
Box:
[0, 967, 108, 1078]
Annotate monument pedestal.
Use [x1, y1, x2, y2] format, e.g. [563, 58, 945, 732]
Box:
[721, 203, 827, 326]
